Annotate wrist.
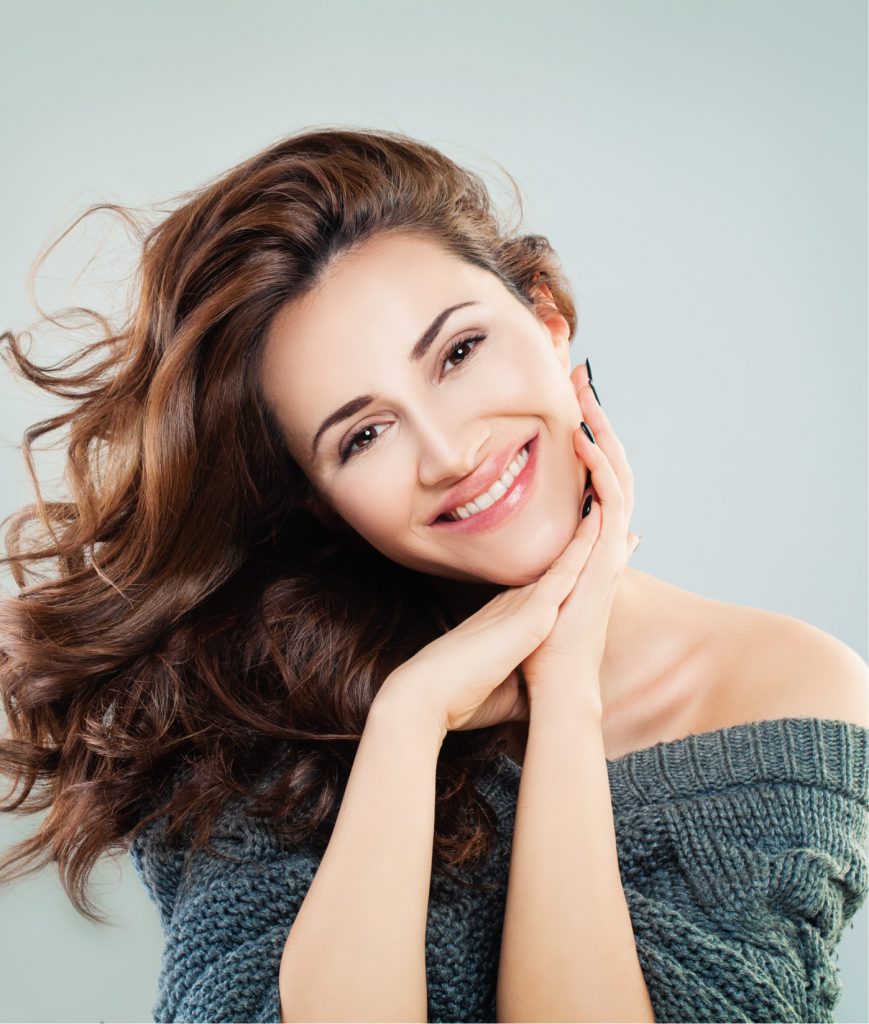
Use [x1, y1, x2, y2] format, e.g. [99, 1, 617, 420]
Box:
[370, 677, 448, 748]
[527, 677, 604, 722]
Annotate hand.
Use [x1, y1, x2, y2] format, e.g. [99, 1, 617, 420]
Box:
[519, 361, 640, 709]
[375, 516, 613, 738]
[375, 362, 638, 738]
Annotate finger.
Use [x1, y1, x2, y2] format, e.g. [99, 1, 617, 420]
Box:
[574, 423, 626, 556]
[509, 507, 599, 616]
[460, 519, 599, 678]
[574, 421, 623, 519]
[538, 494, 602, 599]
[570, 364, 635, 524]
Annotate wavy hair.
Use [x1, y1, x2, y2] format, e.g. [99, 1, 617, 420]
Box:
[0, 126, 577, 921]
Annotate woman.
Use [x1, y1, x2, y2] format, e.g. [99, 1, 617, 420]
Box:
[1, 126, 866, 1024]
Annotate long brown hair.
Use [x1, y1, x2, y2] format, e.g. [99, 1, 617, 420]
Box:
[0, 126, 578, 922]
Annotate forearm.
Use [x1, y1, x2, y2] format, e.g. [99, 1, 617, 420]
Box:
[279, 695, 445, 1023]
[497, 687, 655, 1023]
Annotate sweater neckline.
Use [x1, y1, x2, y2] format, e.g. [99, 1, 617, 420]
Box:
[479, 716, 868, 810]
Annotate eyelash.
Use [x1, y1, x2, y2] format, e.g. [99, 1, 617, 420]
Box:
[338, 332, 489, 464]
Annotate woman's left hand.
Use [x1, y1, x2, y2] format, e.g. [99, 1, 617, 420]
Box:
[519, 361, 640, 711]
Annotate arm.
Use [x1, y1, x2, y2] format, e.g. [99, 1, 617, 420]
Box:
[496, 686, 656, 1023]
[278, 693, 446, 1023]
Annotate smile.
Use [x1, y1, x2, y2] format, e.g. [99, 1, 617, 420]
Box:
[430, 434, 539, 533]
[441, 442, 530, 520]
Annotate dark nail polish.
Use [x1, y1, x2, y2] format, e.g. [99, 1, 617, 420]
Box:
[585, 357, 593, 382]
[589, 381, 602, 407]
[580, 421, 596, 445]
[582, 493, 593, 518]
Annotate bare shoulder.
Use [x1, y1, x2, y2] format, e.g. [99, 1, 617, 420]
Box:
[710, 605, 869, 731]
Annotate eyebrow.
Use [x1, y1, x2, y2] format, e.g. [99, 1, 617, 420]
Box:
[310, 300, 480, 460]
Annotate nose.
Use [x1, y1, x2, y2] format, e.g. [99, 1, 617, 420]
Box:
[416, 421, 490, 488]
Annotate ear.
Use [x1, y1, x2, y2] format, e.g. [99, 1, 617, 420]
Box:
[530, 277, 572, 372]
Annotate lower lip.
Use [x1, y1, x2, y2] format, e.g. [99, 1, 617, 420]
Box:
[431, 434, 539, 533]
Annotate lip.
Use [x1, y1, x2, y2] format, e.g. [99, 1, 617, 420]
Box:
[429, 433, 537, 524]
[429, 433, 539, 532]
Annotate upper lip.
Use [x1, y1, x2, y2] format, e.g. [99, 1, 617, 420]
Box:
[429, 434, 534, 522]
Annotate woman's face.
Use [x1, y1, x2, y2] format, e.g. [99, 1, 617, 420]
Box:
[259, 231, 590, 586]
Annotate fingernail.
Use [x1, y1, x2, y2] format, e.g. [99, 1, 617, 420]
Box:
[582, 493, 593, 518]
[589, 381, 602, 407]
[585, 357, 593, 382]
[580, 421, 596, 445]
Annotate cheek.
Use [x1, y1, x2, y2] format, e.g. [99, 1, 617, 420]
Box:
[501, 340, 573, 413]
[334, 475, 409, 537]
[554, 371, 584, 429]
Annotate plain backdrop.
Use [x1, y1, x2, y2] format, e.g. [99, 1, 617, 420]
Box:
[0, 0, 866, 1021]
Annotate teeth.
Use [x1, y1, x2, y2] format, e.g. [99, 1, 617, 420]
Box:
[446, 443, 530, 521]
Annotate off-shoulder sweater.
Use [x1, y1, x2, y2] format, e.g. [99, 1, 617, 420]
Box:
[129, 716, 869, 1023]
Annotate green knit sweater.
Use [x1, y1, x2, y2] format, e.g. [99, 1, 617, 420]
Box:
[129, 716, 868, 1023]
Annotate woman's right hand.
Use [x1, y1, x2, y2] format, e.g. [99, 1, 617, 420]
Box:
[374, 483, 605, 737]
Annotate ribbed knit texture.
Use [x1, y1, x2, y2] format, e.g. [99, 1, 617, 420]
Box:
[129, 716, 868, 1023]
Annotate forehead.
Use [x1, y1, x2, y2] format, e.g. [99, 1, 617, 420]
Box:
[272, 231, 491, 340]
[259, 233, 502, 459]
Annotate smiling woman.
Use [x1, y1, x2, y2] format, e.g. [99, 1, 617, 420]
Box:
[0, 125, 582, 1016]
[257, 229, 588, 584]
[0, 126, 866, 1024]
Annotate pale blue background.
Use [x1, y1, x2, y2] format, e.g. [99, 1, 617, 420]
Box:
[0, 0, 866, 1021]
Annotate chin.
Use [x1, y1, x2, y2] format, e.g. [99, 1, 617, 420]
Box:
[433, 528, 579, 588]
[376, 487, 582, 585]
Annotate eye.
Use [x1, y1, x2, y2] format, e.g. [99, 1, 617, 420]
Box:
[338, 332, 488, 464]
[338, 422, 388, 464]
[440, 332, 487, 374]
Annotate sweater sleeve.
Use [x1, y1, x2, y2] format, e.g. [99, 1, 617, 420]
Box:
[623, 781, 868, 1024]
[129, 811, 326, 1024]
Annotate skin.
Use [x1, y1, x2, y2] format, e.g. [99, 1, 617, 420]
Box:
[259, 230, 717, 754]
